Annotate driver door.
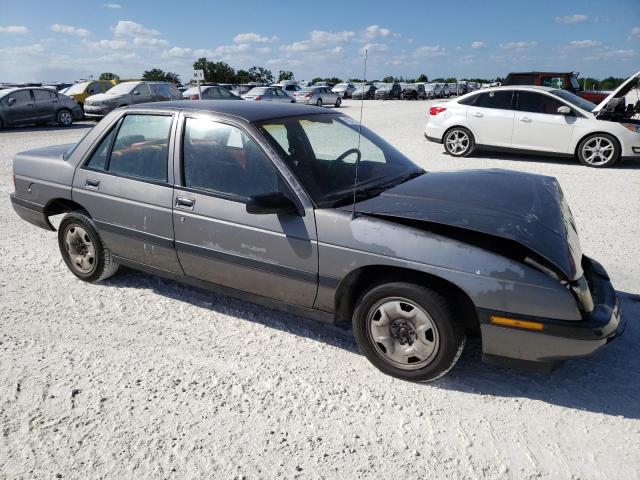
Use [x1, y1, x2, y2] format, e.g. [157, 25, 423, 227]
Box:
[172, 114, 318, 307]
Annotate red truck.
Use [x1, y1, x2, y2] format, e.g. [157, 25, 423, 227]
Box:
[502, 72, 607, 103]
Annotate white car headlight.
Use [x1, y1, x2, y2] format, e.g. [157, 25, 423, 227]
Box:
[622, 123, 640, 133]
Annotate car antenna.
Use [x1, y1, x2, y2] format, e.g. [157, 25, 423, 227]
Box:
[351, 49, 368, 219]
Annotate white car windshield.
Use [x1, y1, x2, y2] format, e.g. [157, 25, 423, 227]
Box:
[552, 89, 597, 112]
[106, 83, 137, 94]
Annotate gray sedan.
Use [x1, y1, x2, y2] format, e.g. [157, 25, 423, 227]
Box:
[84, 81, 182, 118]
[242, 87, 295, 103]
[182, 85, 242, 100]
[9, 102, 622, 382]
[0, 87, 83, 128]
[292, 86, 341, 107]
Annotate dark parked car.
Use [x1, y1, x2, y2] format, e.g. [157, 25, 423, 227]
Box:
[402, 83, 426, 100]
[0, 87, 83, 128]
[502, 72, 608, 103]
[374, 83, 402, 100]
[84, 81, 182, 118]
[182, 85, 242, 100]
[352, 84, 377, 100]
[10, 102, 623, 382]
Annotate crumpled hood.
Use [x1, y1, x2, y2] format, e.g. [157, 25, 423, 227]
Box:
[85, 93, 120, 103]
[345, 169, 583, 280]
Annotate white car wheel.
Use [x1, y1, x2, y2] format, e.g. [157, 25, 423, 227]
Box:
[444, 128, 475, 157]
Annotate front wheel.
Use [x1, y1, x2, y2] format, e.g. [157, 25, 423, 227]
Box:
[58, 211, 119, 282]
[335, 97, 341, 108]
[57, 109, 73, 127]
[577, 133, 620, 168]
[444, 127, 475, 157]
[353, 282, 465, 382]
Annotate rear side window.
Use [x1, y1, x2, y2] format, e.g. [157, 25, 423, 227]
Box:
[33, 89, 55, 100]
[85, 114, 172, 182]
[517, 92, 564, 114]
[459, 91, 513, 109]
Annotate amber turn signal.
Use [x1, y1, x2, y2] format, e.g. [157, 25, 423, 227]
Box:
[490, 316, 544, 331]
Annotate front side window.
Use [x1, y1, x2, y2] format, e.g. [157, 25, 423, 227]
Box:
[182, 118, 283, 200]
[6, 90, 32, 105]
[257, 114, 423, 207]
[517, 91, 564, 114]
[133, 84, 150, 96]
[85, 114, 172, 181]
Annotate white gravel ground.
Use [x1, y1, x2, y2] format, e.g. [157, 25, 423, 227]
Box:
[1, 100, 639, 480]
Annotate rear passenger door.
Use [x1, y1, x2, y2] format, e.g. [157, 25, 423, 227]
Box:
[72, 112, 183, 273]
[172, 114, 318, 307]
[33, 89, 58, 121]
[463, 90, 515, 147]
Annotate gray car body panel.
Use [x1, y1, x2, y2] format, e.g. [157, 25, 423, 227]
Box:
[9, 101, 622, 370]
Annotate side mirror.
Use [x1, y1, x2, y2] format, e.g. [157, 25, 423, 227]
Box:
[88, 89, 95, 94]
[7, 97, 16, 106]
[557, 105, 572, 115]
[246, 192, 300, 216]
[133, 90, 140, 96]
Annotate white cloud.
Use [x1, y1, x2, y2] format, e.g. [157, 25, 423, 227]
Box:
[0, 25, 29, 34]
[92, 39, 129, 50]
[471, 41, 486, 49]
[413, 45, 447, 57]
[499, 41, 537, 50]
[363, 25, 392, 40]
[162, 46, 193, 58]
[51, 24, 91, 37]
[555, 14, 588, 24]
[102, 3, 122, 8]
[310, 29, 356, 43]
[360, 43, 389, 54]
[233, 32, 278, 43]
[567, 40, 602, 49]
[133, 37, 168, 48]
[113, 20, 159, 37]
[629, 26, 640, 41]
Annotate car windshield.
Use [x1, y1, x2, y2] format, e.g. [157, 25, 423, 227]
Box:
[551, 89, 597, 112]
[106, 83, 137, 94]
[256, 113, 424, 207]
[66, 82, 90, 95]
[0, 88, 17, 99]
[246, 87, 268, 95]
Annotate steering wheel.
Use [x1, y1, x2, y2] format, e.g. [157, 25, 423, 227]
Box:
[335, 148, 361, 164]
[326, 148, 362, 190]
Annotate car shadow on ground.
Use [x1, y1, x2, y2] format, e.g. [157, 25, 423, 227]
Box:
[0, 122, 95, 133]
[444, 150, 640, 170]
[104, 269, 639, 419]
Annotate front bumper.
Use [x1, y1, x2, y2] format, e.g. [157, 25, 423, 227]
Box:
[83, 104, 115, 118]
[10, 194, 54, 231]
[479, 256, 623, 371]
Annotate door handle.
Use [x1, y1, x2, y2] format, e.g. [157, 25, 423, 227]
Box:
[520, 117, 532, 123]
[85, 178, 100, 189]
[175, 196, 195, 210]
[471, 111, 483, 118]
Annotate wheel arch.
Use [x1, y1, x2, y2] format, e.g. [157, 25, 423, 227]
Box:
[44, 198, 89, 227]
[333, 265, 479, 335]
[442, 124, 476, 144]
[573, 130, 622, 158]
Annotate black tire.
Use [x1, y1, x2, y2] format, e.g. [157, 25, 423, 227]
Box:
[443, 126, 475, 157]
[353, 282, 465, 382]
[58, 211, 119, 282]
[576, 133, 621, 168]
[335, 97, 341, 108]
[57, 109, 73, 127]
[316, 98, 322, 107]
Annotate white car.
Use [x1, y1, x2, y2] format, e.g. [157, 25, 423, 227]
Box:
[424, 71, 640, 168]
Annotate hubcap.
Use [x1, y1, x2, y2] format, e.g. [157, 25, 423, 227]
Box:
[583, 137, 614, 165]
[367, 297, 440, 370]
[64, 225, 96, 273]
[446, 130, 469, 154]
[60, 111, 72, 125]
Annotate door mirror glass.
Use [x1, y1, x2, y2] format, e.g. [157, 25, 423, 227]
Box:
[557, 105, 572, 115]
[246, 192, 299, 215]
[7, 97, 16, 106]
[133, 90, 140, 96]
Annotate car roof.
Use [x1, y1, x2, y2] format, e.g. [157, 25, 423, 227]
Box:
[468, 85, 557, 93]
[130, 100, 335, 122]
[507, 72, 571, 75]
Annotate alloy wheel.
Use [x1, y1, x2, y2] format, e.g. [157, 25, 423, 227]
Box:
[367, 297, 440, 370]
[582, 136, 615, 166]
[445, 130, 470, 155]
[58, 110, 73, 126]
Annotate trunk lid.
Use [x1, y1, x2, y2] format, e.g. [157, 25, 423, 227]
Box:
[345, 169, 584, 281]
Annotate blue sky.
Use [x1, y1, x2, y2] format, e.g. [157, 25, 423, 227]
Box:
[0, 0, 638, 82]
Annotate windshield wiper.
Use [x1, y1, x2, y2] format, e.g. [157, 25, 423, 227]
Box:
[328, 170, 424, 207]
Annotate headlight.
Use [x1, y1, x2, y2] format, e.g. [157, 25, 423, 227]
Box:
[622, 123, 640, 133]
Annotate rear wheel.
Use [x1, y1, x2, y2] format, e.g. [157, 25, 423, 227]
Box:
[444, 127, 475, 157]
[57, 109, 73, 127]
[577, 133, 620, 168]
[353, 282, 465, 382]
[316, 98, 323, 107]
[58, 211, 119, 282]
[335, 97, 341, 108]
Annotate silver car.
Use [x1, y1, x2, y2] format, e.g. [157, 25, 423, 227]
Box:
[10, 102, 622, 382]
[292, 86, 342, 107]
[242, 87, 295, 103]
[332, 82, 357, 98]
[84, 81, 182, 118]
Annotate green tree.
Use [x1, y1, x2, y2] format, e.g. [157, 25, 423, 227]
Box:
[193, 58, 236, 83]
[235, 69, 251, 84]
[278, 70, 294, 82]
[142, 68, 180, 83]
[99, 72, 120, 81]
[382, 76, 395, 83]
[248, 66, 274, 84]
[416, 73, 428, 82]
